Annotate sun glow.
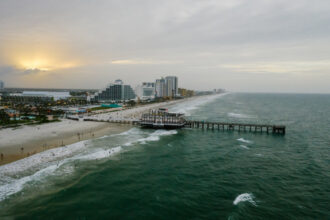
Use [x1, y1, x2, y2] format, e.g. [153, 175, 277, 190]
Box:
[20, 58, 51, 71]
[17, 56, 80, 72]
[2, 41, 81, 72]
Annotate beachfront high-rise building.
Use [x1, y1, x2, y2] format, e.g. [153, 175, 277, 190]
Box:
[155, 78, 166, 98]
[0, 80, 4, 90]
[165, 76, 178, 98]
[92, 79, 136, 102]
[155, 76, 179, 98]
[135, 82, 155, 100]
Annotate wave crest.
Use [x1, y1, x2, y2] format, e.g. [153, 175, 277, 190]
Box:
[233, 193, 257, 206]
[237, 138, 252, 144]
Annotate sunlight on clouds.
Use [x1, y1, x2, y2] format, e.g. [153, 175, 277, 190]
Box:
[1, 41, 81, 72]
[20, 58, 51, 71]
[19, 58, 78, 72]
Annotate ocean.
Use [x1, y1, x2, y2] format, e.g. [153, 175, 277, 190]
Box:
[0, 93, 329, 219]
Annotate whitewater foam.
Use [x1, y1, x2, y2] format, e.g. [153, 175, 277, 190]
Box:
[0, 140, 88, 176]
[228, 112, 254, 119]
[137, 130, 178, 145]
[0, 145, 124, 202]
[233, 193, 257, 206]
[76, 146, 122, 161]
[169, 93, 227, 116]
[0, 163, 59, 202]
[0, 127, 179, 202]
[240, 145, 249, 150]
[237, 138, 252, 144]
[97, 127, 145, 140]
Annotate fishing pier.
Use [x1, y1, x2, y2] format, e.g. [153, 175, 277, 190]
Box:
[184, 121, 286, 134]
[137, 108, 285, 134]
[72, 108, 286, 135]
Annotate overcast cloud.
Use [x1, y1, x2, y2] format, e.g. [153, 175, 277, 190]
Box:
[0, 0, 330, 92]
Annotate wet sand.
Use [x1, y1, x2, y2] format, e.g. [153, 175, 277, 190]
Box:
[0, 120, 132, 165]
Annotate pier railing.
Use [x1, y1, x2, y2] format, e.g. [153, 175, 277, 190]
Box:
[68, 116, 286, 135]
[185, 120, 285, 134]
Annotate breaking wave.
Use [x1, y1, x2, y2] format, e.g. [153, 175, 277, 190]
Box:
[123, 130, 177, 145]
[233, 193, 257, 206]
[228, 112, 254, 119]
[237, 138, 253, 144]
[239, 145, 249, 150]
[0, 128, 178, 202]
[75, 146, 122, 161]
[170, 93, 227, 116]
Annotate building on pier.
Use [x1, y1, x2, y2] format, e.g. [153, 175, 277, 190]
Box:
[139, 108, 186, 129]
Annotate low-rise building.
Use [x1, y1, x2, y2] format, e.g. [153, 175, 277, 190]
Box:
[22, 91, 71, 101]
[178, 88, 194, 97]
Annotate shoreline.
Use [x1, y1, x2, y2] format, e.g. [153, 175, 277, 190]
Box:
[0, 97, 191, 165]
[0, 94, 223, 166]
[0, 120, 132, 165]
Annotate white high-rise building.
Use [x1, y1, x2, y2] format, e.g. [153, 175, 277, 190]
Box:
[0, 80, 4, 90]
[165, 76, 178, 97]
[155, 78, 166, 97]
[135, 82, 155, 100]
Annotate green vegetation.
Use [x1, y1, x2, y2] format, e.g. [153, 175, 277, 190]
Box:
[0, 110, 10, 125]
[126, 100, 136, 107]
[0, 109, 61, 128]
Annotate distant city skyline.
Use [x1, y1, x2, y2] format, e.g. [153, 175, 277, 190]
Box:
[1, 0, 330, 93]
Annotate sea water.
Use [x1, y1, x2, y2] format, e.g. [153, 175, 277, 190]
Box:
[0, 93, 329, 219]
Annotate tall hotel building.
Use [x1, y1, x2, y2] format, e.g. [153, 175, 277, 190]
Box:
[155, 76, 178, 98]
[155, 78, 166, 98]
[165, 76, 178, 97]
[92, 79, 136, 102]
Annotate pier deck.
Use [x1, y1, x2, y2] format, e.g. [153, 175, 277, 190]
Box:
[69, 116, 286, 135]
[185, 121, 285, 134]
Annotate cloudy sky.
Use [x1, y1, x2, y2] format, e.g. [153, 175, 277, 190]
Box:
[0, 0, 330, 93]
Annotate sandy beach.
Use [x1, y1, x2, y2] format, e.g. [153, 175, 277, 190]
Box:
[0, 119, 132, 165]
[0, 98, 191, 165]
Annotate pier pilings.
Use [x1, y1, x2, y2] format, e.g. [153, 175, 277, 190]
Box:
[185, 121, 285, 134]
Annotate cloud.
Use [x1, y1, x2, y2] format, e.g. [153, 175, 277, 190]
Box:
[220, 60, 330, 74]
[110, 59, 180, 65]
[0, 0, 330, 92]
[0, 65, 15, 76]
[23, 68, 47, 75]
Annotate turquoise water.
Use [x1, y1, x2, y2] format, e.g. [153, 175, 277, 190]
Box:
[0, 93, 329, 219]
